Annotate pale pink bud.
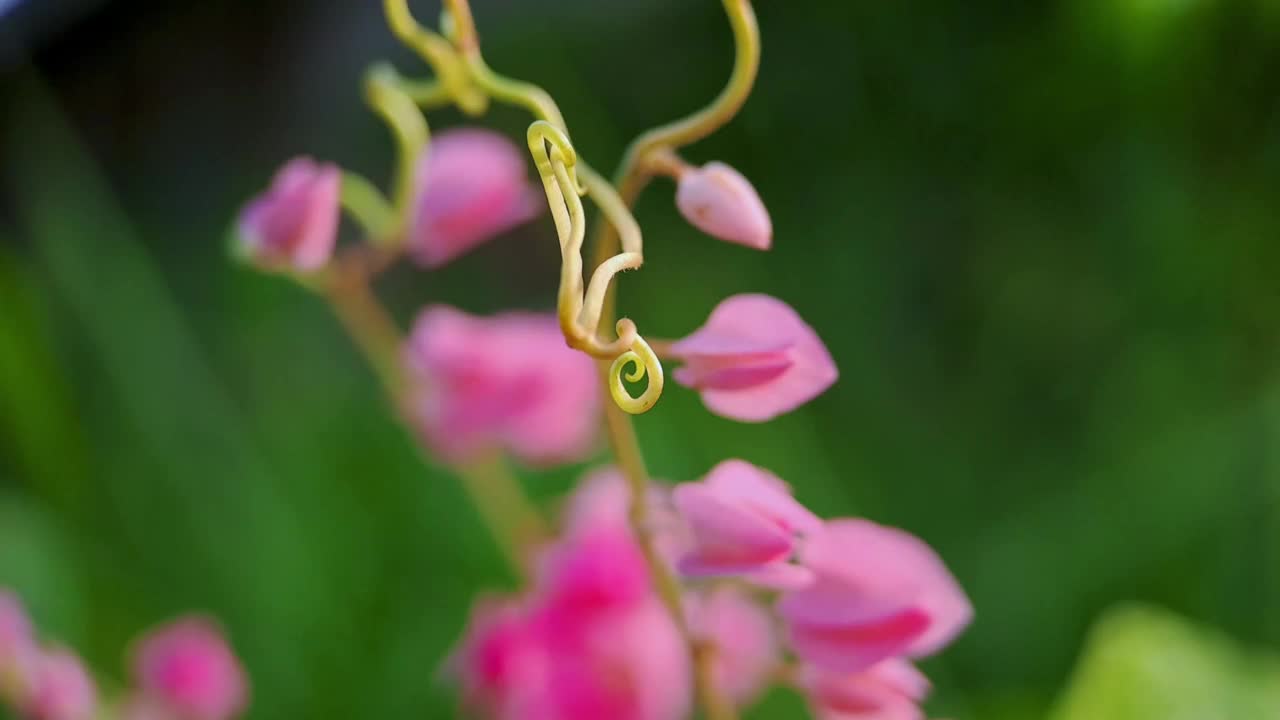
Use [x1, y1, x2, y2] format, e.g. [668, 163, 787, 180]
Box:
[675, 161, 772, 250]
[403, 305, 600, 466]
[670, 294, 838, 422]
[132, 616, 248, 720]
[408, 128, 542, 268]
[687, 587, 779, 706]
[672, 459, 822, 588]
[779, 520, 972, 673]
[236, 157, 341, 272]
[801, 659, 930, 720]
[24, 648, 96, 720]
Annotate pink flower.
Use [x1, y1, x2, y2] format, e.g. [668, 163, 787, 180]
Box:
[236, 157, 341, 272]
[451, 560, 690, 720]
[801, 659, 930, 720]
[408, 128, 542, 268]
[779, 520, 972, 673]
[675, 161, 772, 250]
[669, 294, 838, 422]
[671, 459, 822, 588]
[132, 616, 248, 720]
[535, 525, 651, 615]
[24, 648, 96, 720]
[562, 468, 687, 571]
[687, 587, 778, 706]
[404, 305, 600, 466]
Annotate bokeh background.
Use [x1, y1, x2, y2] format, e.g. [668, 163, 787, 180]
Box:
[3, 0, 1280, 718]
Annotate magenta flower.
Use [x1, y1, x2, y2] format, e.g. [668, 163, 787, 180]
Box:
[779, 519, 972, 673]
[671, 459, 822, 588]
[675, 161, 772, 250]
[669, 294, 838, 422]
[408, 128, 542, 268]
[236, 157, 341, 272]
[404, 305, 600, 466]
[24, 648, 96, 720]
[687, 587, 778, 706]
[801, 659, 930, 720]
[132, 616, 248, 720]
[450, 513, 690, 720]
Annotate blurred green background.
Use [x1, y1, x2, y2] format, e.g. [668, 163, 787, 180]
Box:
[3, 0, 1280, 718]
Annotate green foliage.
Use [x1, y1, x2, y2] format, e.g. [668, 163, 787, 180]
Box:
[1050, 605, 1280, 720]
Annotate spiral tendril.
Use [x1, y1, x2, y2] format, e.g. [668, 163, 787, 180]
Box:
[525, 122, 663, 414]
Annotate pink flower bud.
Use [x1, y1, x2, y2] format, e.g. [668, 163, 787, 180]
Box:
[672, 459, 822, 588]
[675, 161, 772, 250]
[687, 587, 778, 706]
[670, 294, 838, 422]
[236, 157, 341, 272]
[24, 648, 96, 720]
[132, 616, 248, 720]
[408, 128, 542, 268]
[448, 600, 546, 717]
[403, 305, 600, 466]
[779, 520, 972, 673]
[801, 659, 930, 720]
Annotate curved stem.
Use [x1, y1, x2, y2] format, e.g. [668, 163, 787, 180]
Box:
[464, 52, 567, 131]
[591, 0, 760, 275]
[383, 0, 488, 114]
[339, 170, 398, 244]
[442, 0, 480, 54]
[365, 66, 430, 230]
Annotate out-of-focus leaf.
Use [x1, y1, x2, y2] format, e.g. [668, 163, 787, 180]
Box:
[1049, 605, 1280, 720]
[0, 243, 86, 510]
[0, 491, 85, 641]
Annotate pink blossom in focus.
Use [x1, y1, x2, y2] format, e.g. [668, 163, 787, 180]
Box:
[404, 305, 600, 466]
[801, 659, 930, 720]
[687, 587, 778, 706]
[236, 157, 341, 272]
[671, 459, 822, 588]
[132, 616, 248, 720]
[670, 294, 838, 422]
[24, 648, 96, 720]
[408, 128, 542, 268]
[779, 519, 972, 673]
[675, 161, 772, 250]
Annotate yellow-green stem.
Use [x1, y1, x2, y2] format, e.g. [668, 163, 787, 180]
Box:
[455, 452, 549, 578]
[323, 254, 545, 579]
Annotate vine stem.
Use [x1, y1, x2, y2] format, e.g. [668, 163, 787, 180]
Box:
[322, 246, 546, 579]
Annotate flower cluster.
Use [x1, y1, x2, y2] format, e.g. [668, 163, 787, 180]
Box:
[226, 1, 975, 718]
[0, 592, 248, 720]
[449, 462, 970, 720]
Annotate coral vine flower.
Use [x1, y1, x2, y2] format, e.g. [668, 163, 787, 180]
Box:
[403, 305, 601, 466]
[24, 648, 96, 720]
[408, 128, 542, 268]
[450, 470, 691, 720]
[675, 161, 772, 250]
[686, 587, 778, 706]
[672, 459, 822, 589]
[669, 294, 838, 422]
[801, 659, 931, 720]
[236, 157, 341, 272]
[779, 519, 972, 673]
[132, 616, 248, 720]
